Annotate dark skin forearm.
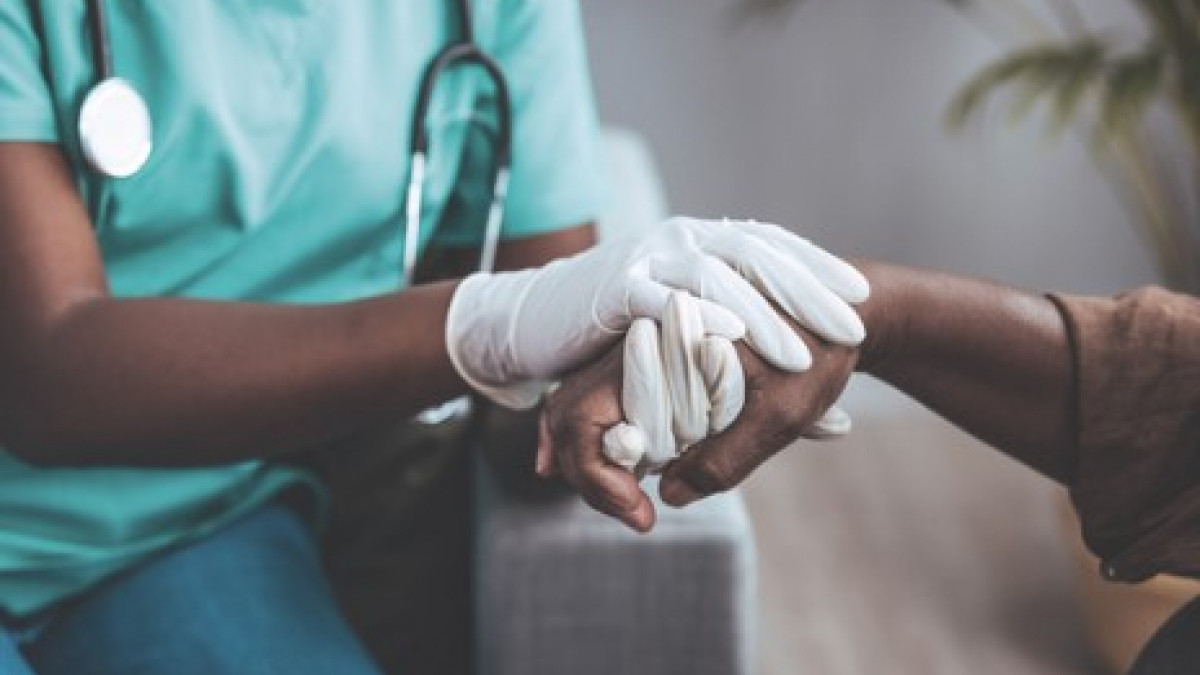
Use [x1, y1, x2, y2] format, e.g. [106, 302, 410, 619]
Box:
[0, 143, 595, 467]
[1, 286, 463, 467]
[854, 260, 1078, 484]
[544, 257, 1081, 528]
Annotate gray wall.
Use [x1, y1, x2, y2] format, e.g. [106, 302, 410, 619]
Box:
[580, 0, 1160, 294]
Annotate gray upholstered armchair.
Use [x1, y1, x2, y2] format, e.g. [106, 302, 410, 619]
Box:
[473, 130, 758, 675]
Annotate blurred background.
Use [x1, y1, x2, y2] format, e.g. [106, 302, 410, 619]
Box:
[578, 1, 1195, 673]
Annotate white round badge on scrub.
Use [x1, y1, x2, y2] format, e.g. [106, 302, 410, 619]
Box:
[77, 77, 153, 178]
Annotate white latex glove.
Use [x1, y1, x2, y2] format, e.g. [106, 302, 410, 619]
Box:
[446, 216, 869, 409]
[602, 293, 853, 473]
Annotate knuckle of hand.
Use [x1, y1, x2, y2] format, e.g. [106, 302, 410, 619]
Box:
[693, 459, 735, 494]
[761, 397, 807, 441]
[546, 407, 580, 441]
[586, 485, 636, 516]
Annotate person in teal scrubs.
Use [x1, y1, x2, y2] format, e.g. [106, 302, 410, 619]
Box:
[0, 1, 602, 672]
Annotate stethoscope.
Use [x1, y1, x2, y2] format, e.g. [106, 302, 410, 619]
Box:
[76, 0, 514, 424]
[75, 0, 154, 179]
[77, 0, 514, 286]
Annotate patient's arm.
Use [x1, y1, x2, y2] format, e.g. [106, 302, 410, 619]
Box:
[542, 260, 1078, 524]
[848, 261, 1077, 481]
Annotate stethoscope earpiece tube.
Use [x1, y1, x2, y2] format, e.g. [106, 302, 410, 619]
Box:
[86, 0, 114, 80]
[403, 0, 514, 282]
[478, 167, 510, 276]
[409, 43, 513, 164]
[402, 152, 428, 288]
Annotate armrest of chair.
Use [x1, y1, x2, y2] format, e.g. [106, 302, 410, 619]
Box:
[474, 458, 758, 675]
[472, 127, 756, 674]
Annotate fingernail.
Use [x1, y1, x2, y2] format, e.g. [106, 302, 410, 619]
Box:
[628, 502, 654, 533]
[826, 305, 866, 346]
[843, 272, 871, 304]
[848, 279, 871, 304]
[660, 478, 701, 508]
[755, 327, 810, 373]
[706, 304, 747, 340]
[778, 335, 812, 372]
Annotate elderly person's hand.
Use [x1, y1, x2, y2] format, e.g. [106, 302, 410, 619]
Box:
[536, 309, 859, 531]
[656, 325, 857, 508]
[597, 292, 854, 474]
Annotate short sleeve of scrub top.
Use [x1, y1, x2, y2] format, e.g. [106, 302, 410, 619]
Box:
[0, 0, 603, 619]
[0, 0, 57, 140]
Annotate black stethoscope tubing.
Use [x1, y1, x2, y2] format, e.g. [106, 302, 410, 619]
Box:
[411, 40, 512, 170]
[77, 0, 514, 281]
[406, 0, 514, 282]
[85, 0, 113, 80]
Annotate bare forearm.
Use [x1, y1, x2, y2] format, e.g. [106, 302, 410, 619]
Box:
[0, 283, 467, 467]
[0, 143, 597, 469]
[854, 261, 1078, 483]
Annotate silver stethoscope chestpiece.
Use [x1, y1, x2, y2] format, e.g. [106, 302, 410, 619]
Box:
[78, 77, 153, 179]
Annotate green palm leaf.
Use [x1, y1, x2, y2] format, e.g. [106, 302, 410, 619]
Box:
[747, 0, 1200, 289]
[946, 39, 1109, 133]
[1134, 0, 1200, 151]
[1097, 48, 1166, 141]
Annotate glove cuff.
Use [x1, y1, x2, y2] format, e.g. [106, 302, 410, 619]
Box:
[446, 272, 547, 410]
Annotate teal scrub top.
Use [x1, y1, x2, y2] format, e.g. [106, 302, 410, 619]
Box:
[0, 0, 603, 618]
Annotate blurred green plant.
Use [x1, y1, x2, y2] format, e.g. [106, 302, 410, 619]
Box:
[743, 0, 1200, 290]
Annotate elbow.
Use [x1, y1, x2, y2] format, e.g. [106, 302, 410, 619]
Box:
[0, 296, 117, 467]
[0, 420, 108, 469]
[0, 366, 44, 463]
[0, 373, 159, 469]
[0, 379, 95, 469]
[1, 433, 67, 469]
[0, 404, 74, 469]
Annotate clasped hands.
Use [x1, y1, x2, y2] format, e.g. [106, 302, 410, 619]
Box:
[446, 216, 868, 532]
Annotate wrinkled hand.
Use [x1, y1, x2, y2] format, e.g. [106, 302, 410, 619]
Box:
[537, 317, 859, 532]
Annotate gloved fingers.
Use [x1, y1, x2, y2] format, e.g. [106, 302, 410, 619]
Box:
[602, 423, 649, 472]
[698, 335, 745, 434]
[618, 318, 676, 470]
[707, 233, 866, 347]
[662, 292, 710, 449]
[730, 220, 871, 304]
[549, 409, 657, 532]
[607, 311, 747, 475]
[625, 276, 746, 341]
[800, 405, 852, 440]
[653, 256, 812, 372]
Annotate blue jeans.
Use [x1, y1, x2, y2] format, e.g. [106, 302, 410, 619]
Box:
[0, 502, 381, 674]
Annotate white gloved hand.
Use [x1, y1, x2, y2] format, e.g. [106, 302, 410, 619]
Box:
[446, 216, 869, 409]
[603, 292, 855, 473]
